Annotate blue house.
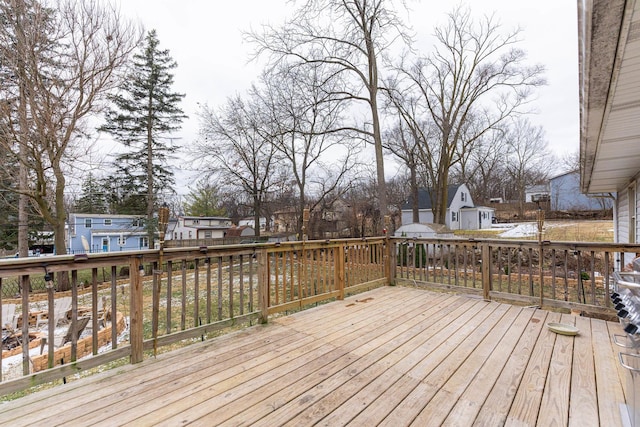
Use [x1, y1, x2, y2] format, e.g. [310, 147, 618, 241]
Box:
[549, 170, 613, 211]
[67, 213, 149, 253]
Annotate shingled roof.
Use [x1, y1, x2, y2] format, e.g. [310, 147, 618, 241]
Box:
[402, 185, 462, 210]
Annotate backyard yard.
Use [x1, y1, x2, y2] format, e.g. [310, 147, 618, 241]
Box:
[455, 220, 614, 242]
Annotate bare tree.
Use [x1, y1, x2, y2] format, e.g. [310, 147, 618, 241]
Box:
[393, 6, 545, 224]
[559, 150, 580, 173]
[385, 173, 411, 232]
[452, 127, 508, 204]
[0, 0, 140, 261]
[383, 122, 422, 223]
[382, 77, 438, 224]
[504, 117, 555, 216]
[342, 173, 381, 237]
[257, 64, 362, 237]
[195, 95, 280, 237]
[247, 0, 412, 233]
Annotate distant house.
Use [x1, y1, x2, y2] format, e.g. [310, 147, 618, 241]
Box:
[170, 216, 232, 241]
[67, 213, 148, 253]
[401, 184, 494, 230]
[549, 170, 613, 211]
[225, 225, 255, 239]
[524, 184, 550, 203]
[238, 217, 270, 231]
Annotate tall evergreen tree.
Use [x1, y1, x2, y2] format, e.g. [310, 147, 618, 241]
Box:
[101, 29, 186, 245]
[74, 172, 108, 214]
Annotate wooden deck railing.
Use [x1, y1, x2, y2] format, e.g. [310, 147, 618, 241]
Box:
[0, 238, 387, 395]
[391, 237, 640, 317]
[0, 235, 637, 396]
[261, 239, 387, 317]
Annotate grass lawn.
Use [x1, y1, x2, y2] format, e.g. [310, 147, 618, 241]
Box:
[454, 219, 614, 242]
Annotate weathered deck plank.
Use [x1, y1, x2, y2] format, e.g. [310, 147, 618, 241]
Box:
[192, 293, 456, 426]
[0, 286, 629, 426]
[84, 288, 415, 426]
[148, 289, 450, 426]
[592, 318, 627, 425]
[440, 305, 537, 426]
[255, 297, 490, 426]
[505, 310, 561, 425]
[289, 299, 497, 426]
[537, 313, 576, 427]
[473, 307, 548, 426]
[376, 302, 510, 426]
[569, 315, 599, 427]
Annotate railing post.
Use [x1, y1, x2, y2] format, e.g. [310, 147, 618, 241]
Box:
[384, 236, 392, 286]
[482, 243, 491, 301]
[130, 256, 144, 364]
[336, 244, 345, 300]
[258, 249, 269, 324]
[20, 275, 30, 375]
[383, 216, 392, 285]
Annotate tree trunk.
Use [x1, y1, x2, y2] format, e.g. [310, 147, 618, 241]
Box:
[253, 194, 261, 238]
[367, 31, 387, 234]
[297, 198, 306, 240]
[410, 164, 419, 223]
[371, 98, 387, 231]
[16, 2, 29, 260]
[147, 107, 155, 248]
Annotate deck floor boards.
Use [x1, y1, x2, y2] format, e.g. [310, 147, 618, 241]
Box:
[0, 286, 630, 426]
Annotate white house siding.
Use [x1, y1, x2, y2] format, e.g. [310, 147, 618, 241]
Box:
[460, 207, 495, 230]
[617, 188, 629, 243]
[616, 183, 640, 268]
[401, 210, 435, 225]
[448, 185, 473, 230]
[171, 216, 232, 241]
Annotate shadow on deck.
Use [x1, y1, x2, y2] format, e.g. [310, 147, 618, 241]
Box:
[0, 286, 630, 426]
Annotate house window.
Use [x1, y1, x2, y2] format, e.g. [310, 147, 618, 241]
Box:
[118, 235, 126, 246]
[85, 218, 92, 228]
[204, 231, 212, 238]
[139, 237, 148, 249]
[192, 219, 200, 225]
[132, 218, 143, 227]
[104, 219, 112, 226]
[461, 192, 466, 202]
[451, 212, 457, 222]
[188, 231, 192, 239]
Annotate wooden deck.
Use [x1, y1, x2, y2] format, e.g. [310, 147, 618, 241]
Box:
[0, 286, 631, 426]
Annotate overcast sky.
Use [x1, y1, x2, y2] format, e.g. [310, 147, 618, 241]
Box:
[111, 0, 579, 190]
